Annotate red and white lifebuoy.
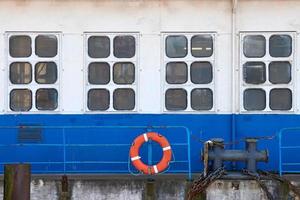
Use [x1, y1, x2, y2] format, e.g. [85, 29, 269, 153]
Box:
[129, 132, 172, 175]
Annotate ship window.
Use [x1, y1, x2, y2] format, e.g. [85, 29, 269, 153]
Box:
[88, 89, 110, 111]
[243, 35, 266, 58]
[88, 62, 110, 85]
[166, 35, 187, 58]
[113, 62, 135, 84]
[10, 62, 32, 84]
[243, 89, 266, 111]
[191, 88, 213, 110]
[269, 35, 292, 57]
[113, 88, 135, 110]
[36, 88, 58, 110]
[113, 35, 135, 58]
[166, 62, 187, 84]
[243, 62, 266, 84]
[35, 35, 58, 57]
[269, 62, 291, 84]
[191, 35, 213, 57]
[88, 36, 110, 58]
[35, 62, 57, 84]
[9, 36, 32, 57]
[269, 88, 292, 110]
[10, 89, 32, 111]
[165, 89, 187, 111]
[191, 62, 213, 84]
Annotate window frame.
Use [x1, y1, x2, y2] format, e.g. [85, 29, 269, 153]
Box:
[239, 32, 296, 113]
[5, 32, 61, 113]
[84, 32, 139, 113]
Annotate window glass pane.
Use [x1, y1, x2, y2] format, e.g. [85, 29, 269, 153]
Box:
[35, 62, 57, 84]
[10, 89, 32, 111]
[10, 62, 32, 84]
[269, 35, 292, 57]
[243, 89, 266, 111]
[113, 35, 135, 58]
[88, 36, 110, 58]
[165, 89, 187, 111]
[113, 88, 135, 110]
[88, 62, 110, 84]
[113, 62, 135, 84]
[166, 35, 187, 58]
[191, 35, 213, 57]
[243, 35, 266, 58]
[191, 88, 213, 110]
[35, 35, 57, 57]
[270, 88, 292, 110]
[88, 89, 110, 111]
[243, 62, 266, 84]
[36, 89, 58, 110]
[9, 36, 31, 57]
[191, 62, 213, 84]
[166, 62, 187, 84]
[269, 61, 291, 84]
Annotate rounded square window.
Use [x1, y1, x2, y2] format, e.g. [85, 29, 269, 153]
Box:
[243, 35, 266, 58]
[10, 89, 32, 111]
[36, 88, 58, 110]
[166, 62, 187, 84]
[9, 35, 32, 58]
[113, 35, 135, 58]
[269, 62, 291, 84]
[88, 89, 110, 111]
[113, 62, 135, 84]
[269, 35, 292, 57]
[191, 35, 213, 57]
[269, 88, 292, 111]
[88, 36, 110, 58]
[113, 88, 135, 111]
[35, 35, 58, 57]
[191, 62, 213, 84]
[191, 88, 213, 111]
[88, 62, 110, 85]
[243, 89, 266, 111]
[166, 35, 187, 58]
[243, 62, 266, 84]
[165, 89, 187, 111]
[10, 62, 32, 84]
[35, 62, 58, 84]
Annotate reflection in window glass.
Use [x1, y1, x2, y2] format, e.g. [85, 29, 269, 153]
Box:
[243, 89, 266, 111]
[269, 35, 292, 57]
[113, 88, 135, 110]
[10, 89, 32, 111]
[9, 36, 32, 58]
[88, 36, 110, 58]
[35, 62, 57, 84]
[191, 62, 213, 84]
[166, 35, 187, 58]
[191, 88, 213, 110]
[269, 88, 292, 110]
[35, 35, 57, 57]
[166, 62, 187, 84]
[243, 62, 266, 84]
[243, 35, 266, 58]
[10, 62, 32, 84]
[269, 62, 291, 84]
[113, 62, 135, 84]
[191, 35, 213, 57]
[88, 89, 110, 111]
[113, 36, 135, 58]
[165, 89, 187, 111]
[36, 88, 58, 110]
[88, 62, 110, 85]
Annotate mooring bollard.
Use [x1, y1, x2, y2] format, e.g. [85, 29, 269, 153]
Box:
[3, 164, 31, 200]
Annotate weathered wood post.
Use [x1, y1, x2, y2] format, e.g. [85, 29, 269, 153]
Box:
[3, 164, 31, 200]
